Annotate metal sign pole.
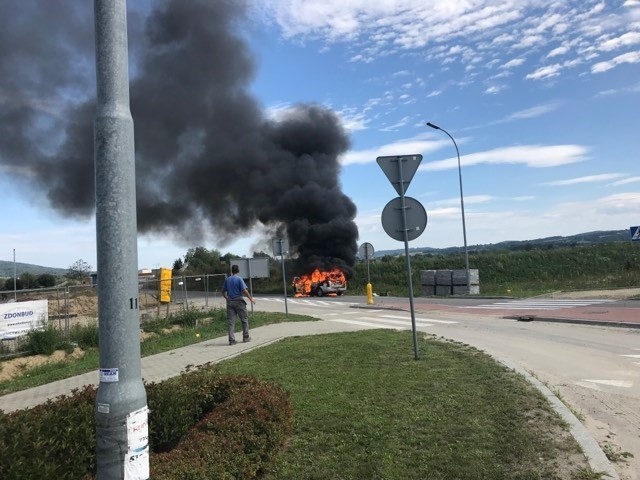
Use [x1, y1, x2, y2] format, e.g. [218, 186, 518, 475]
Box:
[279, 240, 289, 317]
[397, 158, 419, 360]
[94, 1, 149, 478]
[183, 276, 189, 310]
[204, 274, 209, 309]
[248, 260, 254, 314]
[365, 249, 371, 284]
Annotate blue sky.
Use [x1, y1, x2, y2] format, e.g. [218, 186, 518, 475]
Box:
[2, 0, 640, 269]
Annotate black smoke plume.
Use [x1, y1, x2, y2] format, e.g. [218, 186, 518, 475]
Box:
[0, 0, 358, 275]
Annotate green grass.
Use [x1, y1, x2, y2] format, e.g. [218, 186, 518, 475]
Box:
[217, 330, 602, 480]
[1, 321, 608, 478]
[0, 309, 314, 395]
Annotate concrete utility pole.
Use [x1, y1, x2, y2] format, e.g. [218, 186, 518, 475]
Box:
[94, 1, 149, 479]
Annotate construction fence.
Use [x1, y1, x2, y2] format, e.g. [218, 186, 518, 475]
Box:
[0, 274, 228, 359]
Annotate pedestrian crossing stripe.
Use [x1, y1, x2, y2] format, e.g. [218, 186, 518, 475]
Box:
[462, 299, 616, 310]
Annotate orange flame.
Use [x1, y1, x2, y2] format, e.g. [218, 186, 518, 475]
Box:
[292, 268, 346, 297]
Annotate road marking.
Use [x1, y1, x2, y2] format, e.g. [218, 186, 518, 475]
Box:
[325, 311, 364, 316]
[360, 316, 434, 327]
[260, 297, 356, 306]
[380, 314, 457, 324]
[463, 299, 616, 310]
[576, 379, 633, 389]
[621, 354, 640, 359]
[326, 318, 404, 329]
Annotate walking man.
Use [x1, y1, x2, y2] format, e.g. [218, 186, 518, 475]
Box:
[221, 264, 255, 345]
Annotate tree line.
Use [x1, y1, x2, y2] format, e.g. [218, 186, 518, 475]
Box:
[3, 242, 638, 297]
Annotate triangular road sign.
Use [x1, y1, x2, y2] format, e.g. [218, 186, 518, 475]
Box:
[376, 154, 422, 196]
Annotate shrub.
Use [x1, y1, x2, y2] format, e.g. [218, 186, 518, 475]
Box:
[146, 366, 234, 451]
[169, 308, 199, 328]
[0, 386, 97, 479]
[142, 316, 172, 335]
[24, 325, 62, 356]
[69, 322, 100, 349]
[0, 366, 293, 480]
[150, 376, 293, 479]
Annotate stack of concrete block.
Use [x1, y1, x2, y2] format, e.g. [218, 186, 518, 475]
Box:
[452, 269, 480, 295]
[435, 270, 453, 296]
[420, 270, 436, 296]
[420, 268, 480, 296]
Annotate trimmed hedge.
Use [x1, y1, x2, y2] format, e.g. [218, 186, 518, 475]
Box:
[151, 377, 293, 479]
[0, 366, 292, 479]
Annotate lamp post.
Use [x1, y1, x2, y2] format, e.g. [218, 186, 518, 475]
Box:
[13, 248, 17, 301]
[426, 122, 470, 294]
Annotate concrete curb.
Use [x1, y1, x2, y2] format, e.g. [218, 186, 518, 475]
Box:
[507, 315, 640, 329]
[496, 355, 619, 479]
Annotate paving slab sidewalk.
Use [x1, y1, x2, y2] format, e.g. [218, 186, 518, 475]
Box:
[0, 320, 361, 414]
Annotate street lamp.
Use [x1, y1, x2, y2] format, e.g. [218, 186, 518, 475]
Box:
[426, 122, 471, 294]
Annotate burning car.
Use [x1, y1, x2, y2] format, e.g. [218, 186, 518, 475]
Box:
[292, 268, 347, 297]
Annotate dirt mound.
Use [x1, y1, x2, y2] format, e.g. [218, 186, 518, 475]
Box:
[0, 348, 85, 382]
[47, 292, 99, 318]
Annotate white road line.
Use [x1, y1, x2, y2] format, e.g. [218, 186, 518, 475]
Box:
[260, 297, 356, 306]
[326, 318, 404, 329]
[463, 299, 616, 310]
[621, 354, 640, 359]
[577, 379, 633, 389]
[380, 314, 457, 324]
[359, 316, 434, 328]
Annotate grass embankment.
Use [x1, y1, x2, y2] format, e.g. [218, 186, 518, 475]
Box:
[218, 330, 603, 480]
[0, 309, 313, 395]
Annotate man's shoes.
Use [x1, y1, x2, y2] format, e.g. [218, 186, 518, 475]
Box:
[229, 340, 237, 346]
[243, 337, 251, 343]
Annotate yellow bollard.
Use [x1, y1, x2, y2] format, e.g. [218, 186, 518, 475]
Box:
[366, 283, 374, 305]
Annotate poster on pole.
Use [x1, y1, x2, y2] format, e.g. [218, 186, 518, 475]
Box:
[159, 267, 172, 303]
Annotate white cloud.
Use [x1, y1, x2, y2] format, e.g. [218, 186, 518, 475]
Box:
[336, 108, 370, 132]
[591, 50, 640, 73]
[526, 64, 562, 80]
[599, 31, 640, 51]
[420, 144, 589, 171]
[595, 82, 640, 96]
[485, 85, 503, 94]
[547, 46, 569, 58]
[544, 173, 627, 186]
[500, 58, 526, 69]
[340, 135, 449, 166]
[506, 102, 561, 120]
[379, 116, 412, 132]
[610, 176, 640, 186]
[257, 1, 639, 85]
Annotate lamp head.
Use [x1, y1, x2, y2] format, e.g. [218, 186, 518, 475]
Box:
[426, 122, 440, 130]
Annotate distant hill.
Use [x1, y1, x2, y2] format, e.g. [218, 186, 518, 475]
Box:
[374, 229, 632, 258]
[0, 261, 68, 278]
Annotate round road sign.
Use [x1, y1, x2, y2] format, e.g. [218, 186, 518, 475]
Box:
[358, 242, 375, 259]
[381, 196, 427, 242]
